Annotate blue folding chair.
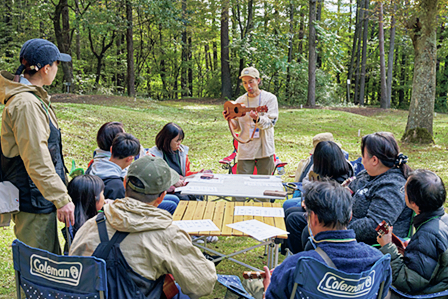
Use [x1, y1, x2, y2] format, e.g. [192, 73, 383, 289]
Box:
[390, 286, 448, 298]
[290, 254, 392, 299]
[12, 239, 108, 299]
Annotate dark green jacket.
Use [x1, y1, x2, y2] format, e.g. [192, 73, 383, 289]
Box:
[380, 208, 448, 297]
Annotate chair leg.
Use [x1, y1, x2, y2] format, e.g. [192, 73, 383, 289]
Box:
[378, 281, 385, 299]
[100, 290, 105, 299]
[15, 271, 21, 299]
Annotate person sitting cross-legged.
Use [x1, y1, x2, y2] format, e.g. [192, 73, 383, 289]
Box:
[377, 169, 448, 297]
[70, 155, 217, 298]
[263, 180, 391, 299]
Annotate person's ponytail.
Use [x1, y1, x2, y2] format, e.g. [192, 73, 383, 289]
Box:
[13, 64, 26, 82]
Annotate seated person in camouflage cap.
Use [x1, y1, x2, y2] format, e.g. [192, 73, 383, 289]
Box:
[70, 155, 217, 298]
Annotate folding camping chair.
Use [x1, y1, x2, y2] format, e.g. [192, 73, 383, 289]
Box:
[12, 239, 108, 299]
[218, 254, 392, 299]
[389, 286, 448, 298]
[219, 135, 287, 175]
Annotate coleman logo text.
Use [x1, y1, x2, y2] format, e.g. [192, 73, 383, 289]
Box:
[317, 271, 375, 297]
[30, 254, 82, 286]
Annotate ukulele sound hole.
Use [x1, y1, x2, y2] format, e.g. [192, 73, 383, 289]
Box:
[234, 107, 239, 113]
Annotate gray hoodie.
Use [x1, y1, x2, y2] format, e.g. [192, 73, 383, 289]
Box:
[89, 159, 124, 199]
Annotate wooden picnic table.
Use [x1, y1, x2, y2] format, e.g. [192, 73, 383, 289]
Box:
[172, 200, 287, 238]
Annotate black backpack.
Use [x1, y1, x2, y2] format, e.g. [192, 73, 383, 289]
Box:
[92, 213, 165, 299]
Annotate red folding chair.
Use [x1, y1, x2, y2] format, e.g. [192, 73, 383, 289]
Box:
[219, 135, 287, 175]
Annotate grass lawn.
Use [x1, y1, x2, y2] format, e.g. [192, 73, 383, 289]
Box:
[1, 96, 448, 298]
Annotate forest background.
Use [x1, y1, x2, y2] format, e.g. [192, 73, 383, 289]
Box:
[1, 0, 447, 117]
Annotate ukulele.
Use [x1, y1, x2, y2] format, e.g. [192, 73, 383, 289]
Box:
[224, 102, 269, 144]
[243, 269, 274, 279]
[375, 220, 409, 255]
[224, 101, 268, 120]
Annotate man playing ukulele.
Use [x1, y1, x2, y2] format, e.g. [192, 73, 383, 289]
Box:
[222, 67, 279, 176]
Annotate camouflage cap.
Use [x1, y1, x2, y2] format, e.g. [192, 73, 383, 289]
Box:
[127, 156, 180, 195]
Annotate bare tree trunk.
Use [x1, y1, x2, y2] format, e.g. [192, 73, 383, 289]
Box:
[316, 0, 323, 68]
[181, 0, 188, 97]
[213, 41, 218, 71]
[379, 2, 388, 108]
[221, 0, 232, 99]
[3, 0, 14, 58]
[403, 0, 438, 142]
[386, 0, 396, 105]
[188, 36, 192, 96]
[307, 0, 317, 107]
[399, 48, 406, 106]
[234, 0, 254, 96]
[74, 0, 81, 60]
[297, 12, 305, 62]
[347, 0, 361, 103]
[286, 0, 294, 101]
[359, 0, 369, 106]
[53, 0, 73, 91]
[126, 0, 135, 97]
[354, 0, 364, 104]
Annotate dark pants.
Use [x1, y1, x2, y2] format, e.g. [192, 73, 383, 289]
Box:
[285, 207, 308, 254]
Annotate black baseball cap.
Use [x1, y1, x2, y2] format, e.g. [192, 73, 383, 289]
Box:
[19, 39, 71, 70]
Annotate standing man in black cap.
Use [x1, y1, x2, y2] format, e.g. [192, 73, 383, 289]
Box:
[1, 38, 74, 254]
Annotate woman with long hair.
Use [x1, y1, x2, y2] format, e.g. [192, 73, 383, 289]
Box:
[284, 141, 354, 254]
[62, 175, 105, 253]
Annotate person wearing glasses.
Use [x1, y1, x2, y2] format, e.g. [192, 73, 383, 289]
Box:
[222, 67, 279, 176]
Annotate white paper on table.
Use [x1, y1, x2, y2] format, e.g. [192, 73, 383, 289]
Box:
[244, 181, 281, 187]
[227, 219, 289, 241]
[175, 186, 218, 193]
[173, 219, 220, 233]
[234, 206, 285, 217]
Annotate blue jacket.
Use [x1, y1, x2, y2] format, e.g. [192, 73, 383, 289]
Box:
[266, 230, 390, 299]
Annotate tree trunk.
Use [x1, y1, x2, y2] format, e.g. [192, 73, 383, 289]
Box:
[354, 0, 364, 104]
[297, 12, 305, 62]
[159, 23, 167, 95]
[399, 47, 406, 106]
[316, 0, 323, 68]
[74, 0, 81, 60]
[221, 0, 232, 100]
[307, 0, 317, 107]
[181, 0, 188, 97]
[188, 36, 193, 96]
[359, 0, 369, 106]
[53, 0, 73, 91]
[403, 0, 438, 142]
[4, 0, 14, 58]
[213, 41, 218, 71]
[379, 2, 388, 108]
[126, 0, 135, 97]
[386, 1, 396, 106]
[347, 0, 361, 103]
[286, 0, 294, 101]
